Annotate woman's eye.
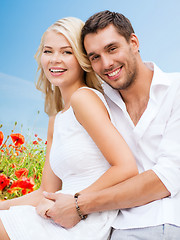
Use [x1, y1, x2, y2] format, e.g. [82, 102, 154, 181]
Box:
[43, 50, 52, 54]
[63, 51, 72, 55]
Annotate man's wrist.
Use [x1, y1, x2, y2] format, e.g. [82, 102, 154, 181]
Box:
[74, 193, 88, 220]
[75, 191, 101, 215]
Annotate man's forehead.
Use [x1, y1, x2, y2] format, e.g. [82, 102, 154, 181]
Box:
[84, 25, 124, 54]
[84, 24, 117, 40]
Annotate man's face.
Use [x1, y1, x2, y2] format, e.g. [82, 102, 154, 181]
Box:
[84, 24, 138, 90]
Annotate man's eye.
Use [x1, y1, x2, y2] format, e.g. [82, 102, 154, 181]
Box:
[91, 55, 99, 61]
[109, 47, 117, 52]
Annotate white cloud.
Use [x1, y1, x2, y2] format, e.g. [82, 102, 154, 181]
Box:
[0, 72, 44, 100]
[0, 73, 48, 139]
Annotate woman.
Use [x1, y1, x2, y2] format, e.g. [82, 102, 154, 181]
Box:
[0, 17, 138, 240]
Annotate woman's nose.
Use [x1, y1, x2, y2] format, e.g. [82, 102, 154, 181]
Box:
[50, 53, 62, 64]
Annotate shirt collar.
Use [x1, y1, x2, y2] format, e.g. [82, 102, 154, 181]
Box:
[147, 62, 171, 102]
[103, 62, 171, 105]
[103, 82, 127, 111]
[147, 62, 171, 86]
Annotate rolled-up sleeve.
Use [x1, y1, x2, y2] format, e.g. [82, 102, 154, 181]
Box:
[152, 86, 180, 197]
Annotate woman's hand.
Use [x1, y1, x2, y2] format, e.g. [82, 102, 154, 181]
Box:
[0, 200, 10, 210]
[36, 197, 55, 219]
[43, 192, 81, 228]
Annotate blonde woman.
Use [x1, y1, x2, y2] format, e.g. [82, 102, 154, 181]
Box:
[0, 17, 138, 240]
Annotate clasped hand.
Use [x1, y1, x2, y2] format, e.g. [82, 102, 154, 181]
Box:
[36, 197, 54, 219]
[36, 192, 80, 228]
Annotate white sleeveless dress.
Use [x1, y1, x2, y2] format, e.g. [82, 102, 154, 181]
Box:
[0, 87, 118, 240]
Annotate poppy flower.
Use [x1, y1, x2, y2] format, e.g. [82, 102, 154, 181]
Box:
[33, 141, 38, 145]
[10, 133, 25, 146]
[21, 146, 26, 150]
[6, 148, 10, 155]
[11, 164, 16, 169]
[15, 168, 29, 178]
[34, 174, 39, 180]
[0, 174, 10, 191]
[0, 131, 4, 146]
[9, 177, 35, 195]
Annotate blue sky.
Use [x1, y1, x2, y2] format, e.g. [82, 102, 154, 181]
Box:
[0, 0, 180, 140]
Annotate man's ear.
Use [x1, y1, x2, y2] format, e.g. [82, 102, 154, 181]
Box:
[130, 33, 139, 53]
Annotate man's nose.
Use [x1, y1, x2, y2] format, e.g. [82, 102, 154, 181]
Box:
[101, 55, 114, 70]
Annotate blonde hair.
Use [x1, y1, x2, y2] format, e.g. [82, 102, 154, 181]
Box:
[35, 17, 103, 116]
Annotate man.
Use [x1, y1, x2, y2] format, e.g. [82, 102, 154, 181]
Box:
[44, 10, 180, 239]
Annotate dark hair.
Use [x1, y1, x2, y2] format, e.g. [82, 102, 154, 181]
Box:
[81, 10, 135, 53]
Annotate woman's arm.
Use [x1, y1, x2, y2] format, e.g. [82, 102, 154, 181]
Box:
[70, 88, 138, 194]
[0, 116, 62, 210]
[43, 169, 170, 228]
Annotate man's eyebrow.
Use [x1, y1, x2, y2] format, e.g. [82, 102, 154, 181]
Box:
[87, 42, 118, 58]
[104, 42, 118, 50]
[87, 52, 96, 58]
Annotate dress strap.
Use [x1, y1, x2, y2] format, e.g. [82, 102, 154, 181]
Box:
[78, 86, 115, 125]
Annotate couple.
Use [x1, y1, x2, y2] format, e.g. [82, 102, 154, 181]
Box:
[0, 10, 180, 240]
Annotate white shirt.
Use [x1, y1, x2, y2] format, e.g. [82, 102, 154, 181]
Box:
[103, 63, 180, 229]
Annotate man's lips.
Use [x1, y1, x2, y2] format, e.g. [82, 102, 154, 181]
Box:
[105, 66, 123, 79]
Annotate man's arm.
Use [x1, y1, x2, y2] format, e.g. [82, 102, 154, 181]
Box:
[79, 170, 170, 214]
[44, 169, 170, 228]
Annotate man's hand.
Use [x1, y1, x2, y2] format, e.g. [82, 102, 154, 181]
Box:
[36, 197, 55, 219]
[43, 192, 81, 228]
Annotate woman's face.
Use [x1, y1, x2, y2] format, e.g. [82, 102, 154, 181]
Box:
[41, 30, 84, 89]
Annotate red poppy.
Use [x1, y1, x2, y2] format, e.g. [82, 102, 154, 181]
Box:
[15, 168, 29, 178]
[34, 175, 39, 180]
[9, 177, 35, 195]
[6, 148, 10, 155]
[21, 146, 26, 150]
[0, 131, 4, 146]
[32, 141, 38, 145]
[10, 133, 25, 146]
[11, 163, 16, 169]
[0, 174, 10, 191]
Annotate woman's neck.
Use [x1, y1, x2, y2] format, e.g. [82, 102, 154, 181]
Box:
[60, 83, 87, 111]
